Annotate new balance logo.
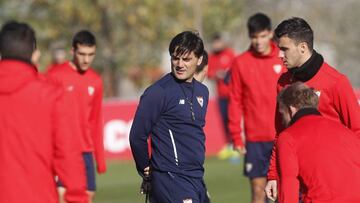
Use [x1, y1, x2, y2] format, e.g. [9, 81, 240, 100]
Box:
[179, 99, 185, 105]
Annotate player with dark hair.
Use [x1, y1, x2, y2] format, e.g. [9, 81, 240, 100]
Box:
[276, 82, 360, 203]
[228, 13, 284, 203]
[265, 17, 360, 201]
[0, 21, 88, 202]
[47, 30, 106, 203]
[130, 31, 210, 203]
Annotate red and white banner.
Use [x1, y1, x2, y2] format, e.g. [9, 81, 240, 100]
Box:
[103, 89, 360, 160]
[103, 98, 227, 160]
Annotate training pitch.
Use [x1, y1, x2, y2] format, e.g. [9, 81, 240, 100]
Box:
[94, 157, 252, 202]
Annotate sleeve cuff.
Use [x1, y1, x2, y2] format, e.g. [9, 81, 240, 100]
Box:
[232, 134, 244, 148]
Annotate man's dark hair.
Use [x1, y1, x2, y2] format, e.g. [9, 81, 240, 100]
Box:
[196, 50, 208, 74]
[211, 32, 222, 41]
[169, 31, 204, 58]
[274, 17, 314, 51]
[72, 30, 96, 50]
[0, 21, 36, 62]
[247, 13, 271, 35]
[277, 82, 319, 109]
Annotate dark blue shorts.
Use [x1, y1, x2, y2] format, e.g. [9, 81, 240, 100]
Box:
[150, 171, 210, 203]
[57, 152, 96, 191]
[243, 141, 274, 178]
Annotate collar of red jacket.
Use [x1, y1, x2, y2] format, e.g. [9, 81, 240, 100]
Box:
[288, 51, 324, 82]
[249, 41, 278, 58]
[0, 59, 38, 94]
[289, 107, 321, 126]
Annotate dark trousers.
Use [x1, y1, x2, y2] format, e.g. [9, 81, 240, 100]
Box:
[150, 171, 210, 203]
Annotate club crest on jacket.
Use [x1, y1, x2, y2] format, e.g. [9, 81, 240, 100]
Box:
[88, 86, 95, 96]
[273, 64, 282, 74]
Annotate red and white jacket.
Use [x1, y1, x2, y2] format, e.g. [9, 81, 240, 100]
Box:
[228, 43, 285, 147]
[47, 61, 106, 173]
[277, 109, 360, 203]
[0, 60, 88, 202]
[268, 52, 360, 180]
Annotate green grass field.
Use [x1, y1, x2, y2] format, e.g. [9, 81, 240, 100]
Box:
[94, 157, 251, 203]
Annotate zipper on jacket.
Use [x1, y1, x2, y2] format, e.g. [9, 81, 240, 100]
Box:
[168, 129, 179, 166]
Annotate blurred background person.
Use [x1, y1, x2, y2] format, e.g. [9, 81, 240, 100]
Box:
[228, 13, 284, 203]
[207, 32, 237, 160]
[47, 30, 106, 203]
[46, 47, 67, 71]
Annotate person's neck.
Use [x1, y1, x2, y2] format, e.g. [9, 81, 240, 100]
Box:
[185, 77, 193, 83]
[289, 107, 321, 126]
[69, 60, 86, 74]
[288, 50, 324, 82]
[297, 51, 312, 67]
[69, 61, 77, 71]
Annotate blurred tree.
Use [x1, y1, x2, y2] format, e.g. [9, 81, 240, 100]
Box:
[2, 0, 357, 97]
[0, 0, 191, 96]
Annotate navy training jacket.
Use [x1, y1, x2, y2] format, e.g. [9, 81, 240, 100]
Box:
[130, 73, 209, 178]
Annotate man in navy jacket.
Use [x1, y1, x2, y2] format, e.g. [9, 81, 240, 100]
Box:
[130, 31, 210, 203]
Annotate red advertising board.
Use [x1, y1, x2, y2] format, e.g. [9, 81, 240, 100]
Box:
[103, 89, 360, 160]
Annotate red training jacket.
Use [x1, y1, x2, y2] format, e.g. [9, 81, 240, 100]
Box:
[268, 63, 360, 180]
[208, 48, 235, 98]
[47, 61, 106, 173]
[228, 43, 285, 147]
[278, 114, 360, 203]
[0, 60, 88, 203]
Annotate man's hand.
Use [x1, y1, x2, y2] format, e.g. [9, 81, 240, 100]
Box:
[140, 166, 151, 195]
[144, 166, 150, 177]
[265, 180, 278, 201]
[234, 146, 247, 155]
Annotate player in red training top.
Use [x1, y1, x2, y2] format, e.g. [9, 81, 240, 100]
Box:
[265, 17, 360, 201]
[228, 13, 284, 203]
[276, 82, 360, 203]
[207, 33, 236, 160]
[47, 30, 106, 203]
[0, 21, 88, 203]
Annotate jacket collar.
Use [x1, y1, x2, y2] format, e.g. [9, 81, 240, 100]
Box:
[2, 57, 37, 71]
[289, 107, 321, 126]
[288, 50, 324, 82]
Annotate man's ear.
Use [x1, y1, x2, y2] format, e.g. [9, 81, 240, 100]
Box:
[70, 47, 75, 56]
[299, 42, 308, 54]
[197, 55, 203, 66]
